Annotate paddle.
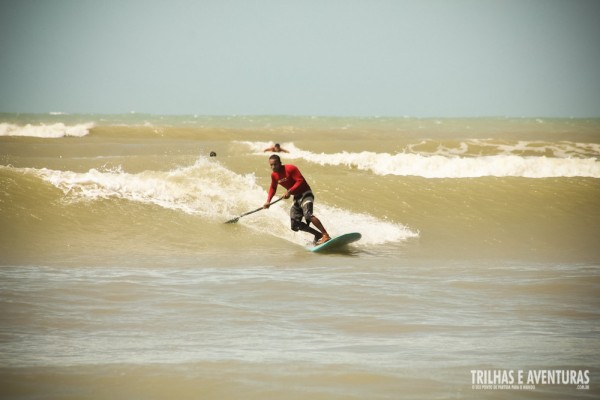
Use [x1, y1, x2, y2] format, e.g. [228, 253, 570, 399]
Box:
[224, 197, 284, 224]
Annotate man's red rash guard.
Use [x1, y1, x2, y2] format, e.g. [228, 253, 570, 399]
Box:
[267, 164, 311, 203]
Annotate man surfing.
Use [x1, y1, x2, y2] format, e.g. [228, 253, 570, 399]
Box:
[264, 155, 331, 245]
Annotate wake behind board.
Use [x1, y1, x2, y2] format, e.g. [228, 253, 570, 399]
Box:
[307, 232, 361, 253]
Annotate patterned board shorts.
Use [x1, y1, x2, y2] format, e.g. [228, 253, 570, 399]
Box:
[290, 191, 314, 229]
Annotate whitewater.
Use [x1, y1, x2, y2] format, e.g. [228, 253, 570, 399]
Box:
[240, 140, 600, 178]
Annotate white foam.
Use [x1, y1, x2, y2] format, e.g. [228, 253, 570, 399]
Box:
[246, 199, 417, 246]
[240, 141, 600, 178]
[33, 159, 257, 217]
[19, 158, 413, 246]
[0, 122, 94, 138]
[460, 139, 600, 159]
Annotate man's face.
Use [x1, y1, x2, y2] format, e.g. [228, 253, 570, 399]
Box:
[269, 159, 282, 172]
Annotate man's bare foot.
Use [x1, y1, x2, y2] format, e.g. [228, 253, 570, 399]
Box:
[315, 235, 331, 245]
[313, 233, 322, 244]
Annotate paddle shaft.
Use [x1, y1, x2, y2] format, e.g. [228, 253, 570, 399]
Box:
[240, 196, 283, 217]
[226, 196, 283, 223]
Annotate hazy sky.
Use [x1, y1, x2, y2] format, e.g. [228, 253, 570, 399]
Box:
[1, 0, 599, 117]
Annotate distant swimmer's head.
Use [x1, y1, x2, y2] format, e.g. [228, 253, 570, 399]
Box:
[210, 151, 217, 157]
[274, 143, 281, 151]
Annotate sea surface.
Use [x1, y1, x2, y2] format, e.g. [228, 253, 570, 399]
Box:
[1, 113, 599, 399]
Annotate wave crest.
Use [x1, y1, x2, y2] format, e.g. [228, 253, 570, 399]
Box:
[241, 141, 600, 178]
[6, 159, 415, 246]
[0, 122, 94, 138]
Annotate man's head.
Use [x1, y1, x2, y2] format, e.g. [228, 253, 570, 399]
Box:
[269, 154, 282, 172]
[274, 143, 281, 151]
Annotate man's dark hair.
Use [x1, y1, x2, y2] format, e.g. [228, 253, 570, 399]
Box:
[269, 154, 281, 162]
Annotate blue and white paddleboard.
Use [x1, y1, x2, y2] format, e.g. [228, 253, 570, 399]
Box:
[307, 232, 361, 253]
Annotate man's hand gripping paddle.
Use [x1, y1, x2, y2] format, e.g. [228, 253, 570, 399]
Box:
[224, 197, 283, 224]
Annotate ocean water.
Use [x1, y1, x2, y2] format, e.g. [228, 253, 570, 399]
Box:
[1, 113, 599, 399]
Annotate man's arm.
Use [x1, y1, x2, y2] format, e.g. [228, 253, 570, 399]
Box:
[265, 174, 278, 206]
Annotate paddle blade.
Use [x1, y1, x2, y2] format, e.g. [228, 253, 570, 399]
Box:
[224, 217, 240, 224]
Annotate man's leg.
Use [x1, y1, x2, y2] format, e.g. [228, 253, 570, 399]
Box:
[291, 202, 321, 239]
[299, 194, 331, 244]
[310, 216, 330, 244]
[297, 221, 321, 238]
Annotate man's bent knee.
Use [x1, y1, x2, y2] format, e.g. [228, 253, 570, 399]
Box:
[291, 220, 301, 231]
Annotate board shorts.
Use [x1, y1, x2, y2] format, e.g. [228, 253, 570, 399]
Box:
[290, 190, 314, 230]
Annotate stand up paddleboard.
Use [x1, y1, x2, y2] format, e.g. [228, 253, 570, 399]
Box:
[307, 232, 361, 253]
